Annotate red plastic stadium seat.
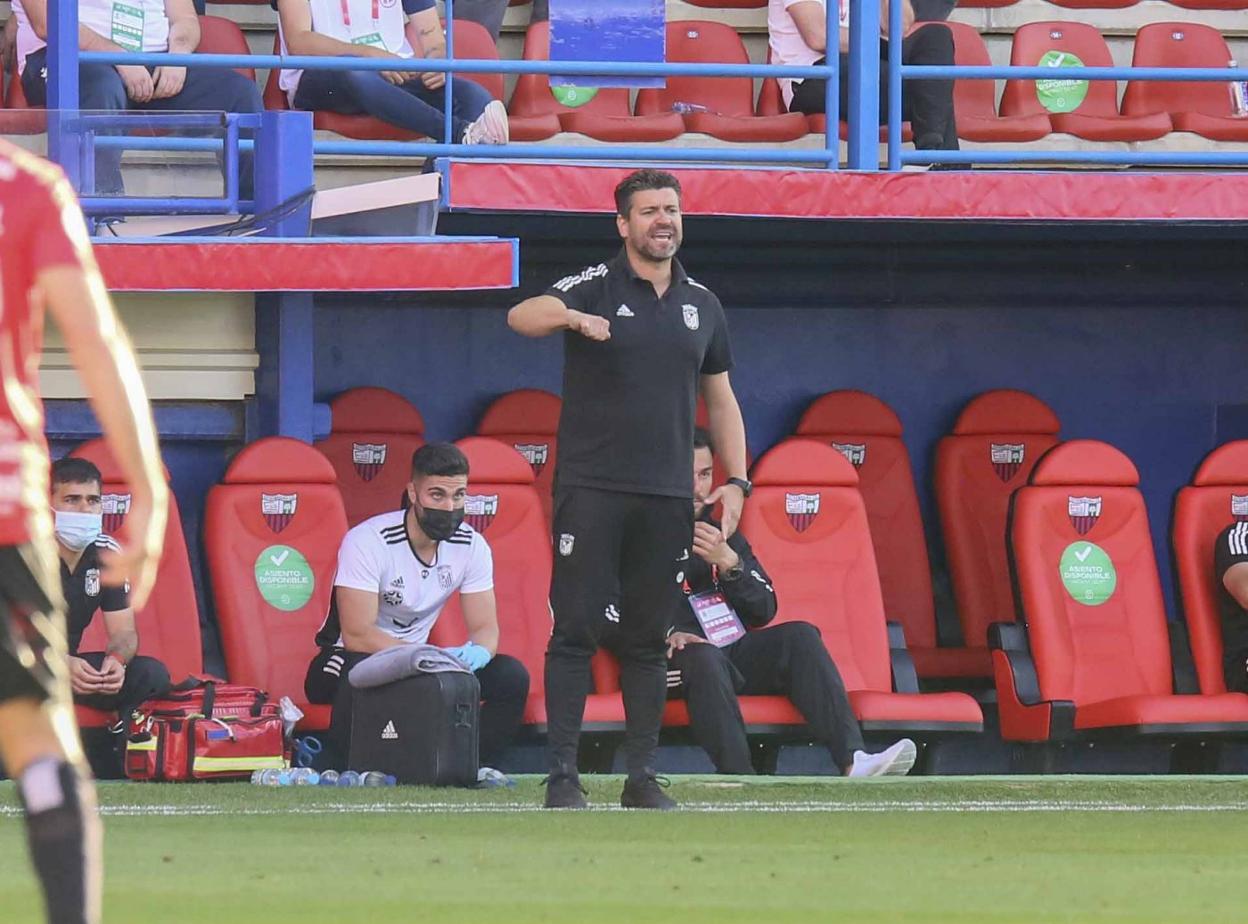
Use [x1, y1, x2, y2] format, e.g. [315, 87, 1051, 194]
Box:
[314, 387, 425, 527]
[1000, 23, 1171, 141]
[427, 437, 552, 725]
[635, 21, 808, 142]
[68, 440, 203, 728]
[1, 58, 47, 134]
[682, 0, 766, 7]
[735, 440, 981, 731]
[1122, 24, 1248, 143]
[1166, 0, 1248, 8]
[205, 438, 349, 730]
[957, 0, 1017, 8]
[476, 389, 561, 525]
[946, 22, 1053, 142]
[509, 21, 683, 142]
[1173, 441, 1248, 695]
[1047, 0, 1136, 9]
[794, 392, 942, 676]
[995, 440, 1248, 741]
[934, 390, 1060, 676]
[197, 15, 256, 80]
[806, 114, 914, 143]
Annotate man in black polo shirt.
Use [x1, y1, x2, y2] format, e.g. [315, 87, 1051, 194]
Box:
[1214, 520, 1248, 692]
[51, 458, 171, 728]
[508, 169, 750, 810]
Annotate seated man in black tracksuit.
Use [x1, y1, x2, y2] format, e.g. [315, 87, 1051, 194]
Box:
[666, 429, 916, 777]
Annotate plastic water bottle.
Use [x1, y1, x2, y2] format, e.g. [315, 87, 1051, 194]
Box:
[360, 771, 395, 787]
[290, 767, 320, 786]
[318, 769, 340, 786]
[1230, 60, 1248, 117]
[672, 101, 712, 115]
[337, 770, 362, 787]
[251, 768, 284, 786]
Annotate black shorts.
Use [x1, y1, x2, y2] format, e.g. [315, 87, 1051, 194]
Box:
[0, 542, 68, 706]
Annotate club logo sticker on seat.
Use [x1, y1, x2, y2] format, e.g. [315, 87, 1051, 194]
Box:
[351, 443, 387, 482]
[261, 493, 298, 533]
[785, 493, 821, 533]
[254, 544, 314, 611]
[990, 443, 1025, 482]
[1059, 541, 1116, 607]
[831, 442, 866, 468]
[1067, 495, 1101, 536]
[1233, 494, 1248, 522]
[465, 494, 498, 533]
[102, 493, 131, 534]
[514, 443, 549, 476]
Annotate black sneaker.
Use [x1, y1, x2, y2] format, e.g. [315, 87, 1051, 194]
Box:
[542, 765, 588, 809]
[620, 770, 676, 811]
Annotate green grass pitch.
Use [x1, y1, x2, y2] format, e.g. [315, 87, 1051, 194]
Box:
[2, 776, 1247, 923]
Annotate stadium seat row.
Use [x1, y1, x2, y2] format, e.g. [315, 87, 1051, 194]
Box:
[5, 17, 1244, 145]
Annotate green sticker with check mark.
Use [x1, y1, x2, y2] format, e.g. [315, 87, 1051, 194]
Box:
[1059, 541, 1116, 606]
[255, 545, 314, 611]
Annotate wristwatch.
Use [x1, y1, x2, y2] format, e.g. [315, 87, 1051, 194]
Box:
[720, 563, 744, 582]
[726, 477, 753, 498]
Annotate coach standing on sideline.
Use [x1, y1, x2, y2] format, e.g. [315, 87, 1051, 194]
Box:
[508, 169, 749, 810]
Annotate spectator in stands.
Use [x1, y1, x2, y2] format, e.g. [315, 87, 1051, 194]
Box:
[1214, 521, 1248, 692]
[277, 0, 509, 145]
[305, 443, 530, 772]
[50, 458, 171, 727]
[769, 0, 958, 152]
[13, 0, 264, 196]
[668, 429, 916, 777]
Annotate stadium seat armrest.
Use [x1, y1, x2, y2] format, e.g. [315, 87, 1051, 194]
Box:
[1168, 620, 1199, 695]
[990, 646, 1074, 742]
[886, 620, 920, 694]
[988, 621, 1027, 652]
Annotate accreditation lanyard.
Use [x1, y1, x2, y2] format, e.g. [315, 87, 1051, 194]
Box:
[341, 0, 384, 47]
[340, 0, 379, 27]
[683, 566, 747, 648]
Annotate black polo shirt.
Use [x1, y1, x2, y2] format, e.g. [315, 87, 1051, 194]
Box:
[1215, 521, 1248, 691]
[61, 534, 130, 655]
[546, 249, 734, 498]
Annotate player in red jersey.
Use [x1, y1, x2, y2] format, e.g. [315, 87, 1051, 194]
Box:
[0, 139, 167, 924]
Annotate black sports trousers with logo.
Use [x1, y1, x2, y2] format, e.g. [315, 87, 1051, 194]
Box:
[545, 486, 694, 775]
[0, 543, 68, 706]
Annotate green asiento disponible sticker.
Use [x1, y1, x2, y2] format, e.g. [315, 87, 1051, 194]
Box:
[1059, 541, 1117, 607]
[551, 85, 599, 108]
[1035, 50, 1089, 114]
[254, 544, 314, 612]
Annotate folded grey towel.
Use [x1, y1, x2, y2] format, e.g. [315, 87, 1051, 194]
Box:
[348, 643, 471, 689]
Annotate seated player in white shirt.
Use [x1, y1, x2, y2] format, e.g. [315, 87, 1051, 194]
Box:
[306, 442, 530, 771]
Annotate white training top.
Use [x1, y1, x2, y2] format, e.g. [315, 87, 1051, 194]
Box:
[768, 0, 848, 109]
[278, 0, 415, 103]
[13, 0, 172, 75]
[326, 509, 493, 647]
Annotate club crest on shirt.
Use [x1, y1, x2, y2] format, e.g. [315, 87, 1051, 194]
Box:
[682, 304, 700, 331]
[990, 443, 1026, 483]
[1067, 496, 1102, 536]
[437, 565, 453, 590]
[831, 442, 866, 468]
[351, 442, 387, 482]
[383, 588, 403, 607]
[262, 493, 298, 533]
[1233, 494, 1248, 522]
[101, 493, 131, 535]
[559, 533, 575, 557]
[514, 443, 549, 476]
[785, 492, 821, 534]
[464, 494, 498, 533]
[85, 568, 100, 597]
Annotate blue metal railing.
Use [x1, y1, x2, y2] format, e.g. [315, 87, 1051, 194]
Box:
[39, 0, 1248, 217]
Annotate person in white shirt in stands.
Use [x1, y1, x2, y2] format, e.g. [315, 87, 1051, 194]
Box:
[305, 442, 530, 772]
[277, 0, 508, 145]
[12, 0, 263, 195]
[769, 0, 958, 152]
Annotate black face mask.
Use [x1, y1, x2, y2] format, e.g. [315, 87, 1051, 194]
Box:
[414, 502, 465, 542]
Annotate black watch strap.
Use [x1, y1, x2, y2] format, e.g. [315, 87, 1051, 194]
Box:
[727, 477, 753, 498]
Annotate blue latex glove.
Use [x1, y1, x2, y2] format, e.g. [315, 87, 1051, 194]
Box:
[446, 641, 492, 672]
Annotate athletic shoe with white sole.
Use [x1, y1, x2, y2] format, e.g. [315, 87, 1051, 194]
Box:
[461, 100, 509, 146]
[848, 738, 918, 778]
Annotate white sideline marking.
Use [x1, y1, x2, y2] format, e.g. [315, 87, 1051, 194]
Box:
[3, 800, 1247, 818]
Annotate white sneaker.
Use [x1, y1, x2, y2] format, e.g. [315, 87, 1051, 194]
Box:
[847, 738, 917, 778]
[462, 100, 509, 146]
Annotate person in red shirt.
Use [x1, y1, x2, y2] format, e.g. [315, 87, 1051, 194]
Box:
[0, 139, 167, 924]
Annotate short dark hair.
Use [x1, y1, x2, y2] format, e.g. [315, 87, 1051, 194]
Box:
[693, 427, 713, 455]
[51, 457, 102, 491]
[410, 443, 469, 480]
[615, 169, 682, 217]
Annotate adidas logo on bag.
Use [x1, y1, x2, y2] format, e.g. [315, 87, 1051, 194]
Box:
[381, 720, 399, 740]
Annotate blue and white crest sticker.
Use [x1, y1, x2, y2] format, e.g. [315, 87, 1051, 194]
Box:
[682, 304, 700, 331]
